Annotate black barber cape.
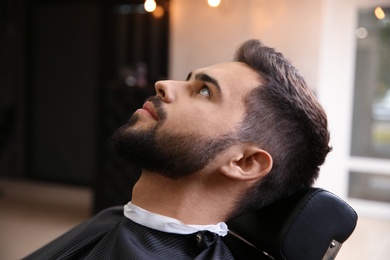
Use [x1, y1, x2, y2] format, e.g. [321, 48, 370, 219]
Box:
[23, 206, 235, 260]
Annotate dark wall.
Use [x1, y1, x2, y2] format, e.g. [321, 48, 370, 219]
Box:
[0, 0, 170, 212]
[30, 2, 99, 185]
[0, 0, 28, 180]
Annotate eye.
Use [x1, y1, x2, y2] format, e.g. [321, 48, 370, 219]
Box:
[199, 86, 211, 98]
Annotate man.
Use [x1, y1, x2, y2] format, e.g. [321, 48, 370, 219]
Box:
[24, 39, 331, 259]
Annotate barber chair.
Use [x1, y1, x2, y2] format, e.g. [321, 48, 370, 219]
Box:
[223, 188, 358, 260]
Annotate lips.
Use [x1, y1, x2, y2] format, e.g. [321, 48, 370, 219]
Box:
[141, 101, 159, 120]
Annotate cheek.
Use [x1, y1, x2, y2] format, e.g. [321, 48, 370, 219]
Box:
[161, 105, 243, 136]
[162, 112, 213, 134]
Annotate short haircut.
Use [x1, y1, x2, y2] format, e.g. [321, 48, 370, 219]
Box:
[231, 39, 331, 217]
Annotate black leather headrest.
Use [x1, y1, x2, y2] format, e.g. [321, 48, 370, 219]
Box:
[225, 188, 358, 260]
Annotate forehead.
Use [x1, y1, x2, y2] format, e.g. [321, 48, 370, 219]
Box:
[193, 62, 261, 100]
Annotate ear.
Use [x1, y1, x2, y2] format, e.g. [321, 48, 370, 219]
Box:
[219, 145, 273, 181]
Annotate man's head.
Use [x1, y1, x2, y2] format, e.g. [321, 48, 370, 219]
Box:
[110, 39, 331, 219]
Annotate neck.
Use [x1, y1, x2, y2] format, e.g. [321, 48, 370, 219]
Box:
[131, 171, 238, 225]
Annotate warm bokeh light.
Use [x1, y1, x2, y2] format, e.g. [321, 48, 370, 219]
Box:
[356, 27, 368, 39]
[374, 6, 385, 20]
[144, 0, 157, 12]
[208, 0, 221, 8]
[152, 6, 164, 18]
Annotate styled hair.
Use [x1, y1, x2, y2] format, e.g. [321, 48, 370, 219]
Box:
[231, 39, 332, 217]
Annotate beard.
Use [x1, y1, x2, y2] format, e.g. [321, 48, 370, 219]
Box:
[109, 97, 238, 179]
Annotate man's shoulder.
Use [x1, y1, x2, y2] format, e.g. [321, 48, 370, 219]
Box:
[23, 206, 125, 260]
[60, 206, 125, 240]
[89, 206, 124, 226]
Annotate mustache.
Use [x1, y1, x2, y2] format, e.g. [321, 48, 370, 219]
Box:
[146, 96, 167, 121]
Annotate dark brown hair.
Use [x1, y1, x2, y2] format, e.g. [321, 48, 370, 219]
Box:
[231, 39, 332, 217]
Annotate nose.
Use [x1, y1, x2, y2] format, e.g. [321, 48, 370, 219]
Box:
[155, 80, 176, 103]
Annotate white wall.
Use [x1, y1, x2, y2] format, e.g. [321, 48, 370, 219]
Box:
[170, 0, 324, 90]
[315, 0, 359, 197]
[169, 0, 251, 80]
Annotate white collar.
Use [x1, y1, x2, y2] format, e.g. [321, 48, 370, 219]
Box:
[123, 202, 228, 236]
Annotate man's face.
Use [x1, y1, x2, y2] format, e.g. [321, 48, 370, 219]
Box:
[110, 62, 260, 178]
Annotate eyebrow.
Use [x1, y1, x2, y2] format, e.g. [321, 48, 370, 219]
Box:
[186, 71, 222, 97]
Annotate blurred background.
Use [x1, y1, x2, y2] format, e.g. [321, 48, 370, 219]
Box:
[1, 0, 390, 259]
